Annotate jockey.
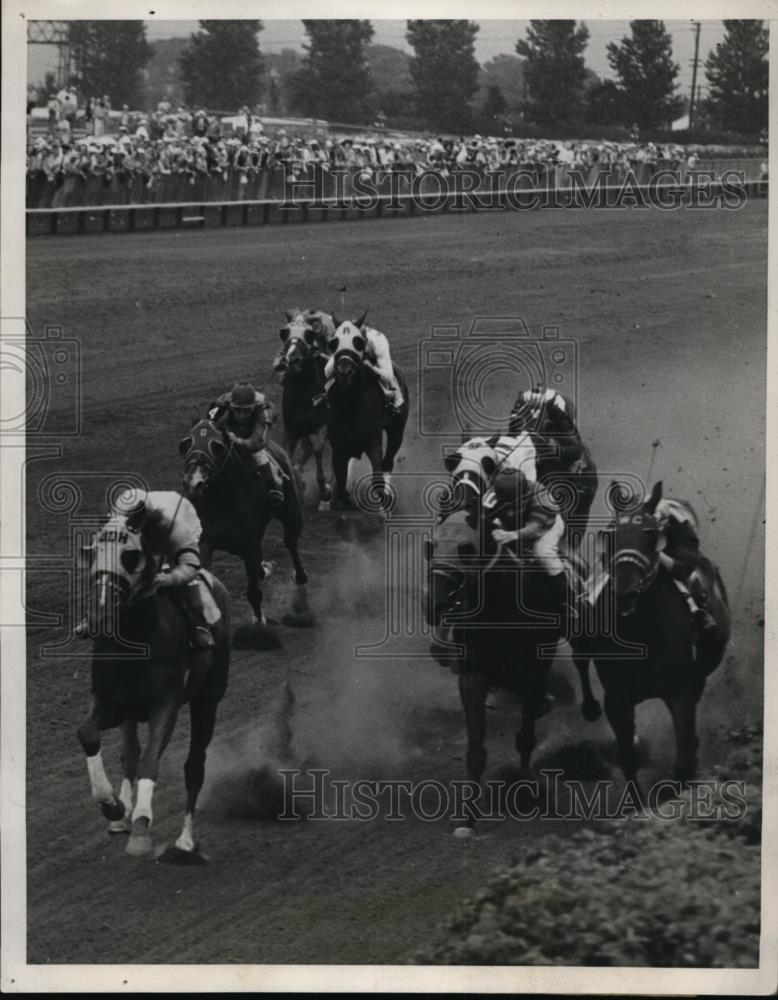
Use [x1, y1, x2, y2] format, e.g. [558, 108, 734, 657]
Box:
[654, 498, 717, 632]
[509, 387, 586, 473]
[75, 490, 215, 653]
[486, 466, 578, 620]
[325, 320, 405, 412]
[213, 382, 285, 509]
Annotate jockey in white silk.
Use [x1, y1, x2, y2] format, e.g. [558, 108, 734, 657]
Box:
[325, 320, 405, 411]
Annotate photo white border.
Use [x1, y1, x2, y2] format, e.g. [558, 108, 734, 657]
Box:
[2, 1, 776, 993]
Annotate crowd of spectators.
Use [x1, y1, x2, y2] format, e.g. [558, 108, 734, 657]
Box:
[26, 91, 765, 209]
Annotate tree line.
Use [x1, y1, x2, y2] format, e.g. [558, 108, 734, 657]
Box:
[63, 19, 768, 136]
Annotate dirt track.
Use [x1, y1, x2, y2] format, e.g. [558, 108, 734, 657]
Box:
[24, 202, 766, 964]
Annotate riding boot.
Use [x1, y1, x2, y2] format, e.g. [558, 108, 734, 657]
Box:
[688, 576, 717, 632]
[182, 581, 215, 650]
[261, 464, 284, 510]
[183, 649, 212, 702]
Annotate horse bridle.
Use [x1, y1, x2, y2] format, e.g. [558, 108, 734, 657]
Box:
[183, 430, 235, 486]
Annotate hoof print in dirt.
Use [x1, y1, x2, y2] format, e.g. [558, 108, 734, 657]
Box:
[232, 622, 282, 650]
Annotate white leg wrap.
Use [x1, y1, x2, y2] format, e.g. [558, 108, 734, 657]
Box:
[87, 752, 114, 804]
[119, 778, 134, 815]
[175, 813, 196, 853]
[132, 778, 155, 824]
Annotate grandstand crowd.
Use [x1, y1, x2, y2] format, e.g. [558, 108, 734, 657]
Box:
[26, 89, 764, 208]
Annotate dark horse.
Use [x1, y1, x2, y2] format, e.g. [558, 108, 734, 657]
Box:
[424, 509, 602, 828]
[588, 480, 730, 794]
[276, 309, 332, 508]
[179, 416, 308, 628]
[326, 315, 409, 509]
[76, 510, 230, 860]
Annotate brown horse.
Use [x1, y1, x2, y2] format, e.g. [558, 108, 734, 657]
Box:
[424, 510, 601, 828]
[179, 416, 309, 632]
[76, 510, 230, 860]
[588, 480, 731, 794]
[275, 309, 332, 508]
[325, 316, 409, 510]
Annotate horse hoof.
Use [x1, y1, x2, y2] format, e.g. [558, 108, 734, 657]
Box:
[582, 700, 603, 723]
[100, 798, 125, 822]
[107, 817, 132, 835]
[126, 832, 153, 857]
[157, 844, 208, 866]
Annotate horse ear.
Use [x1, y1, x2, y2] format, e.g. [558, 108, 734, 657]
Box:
[189, 404, 200, 427]
[645, 480, 663, 514]
[179, 435, 193, 456]
[355, 309, 368, 329]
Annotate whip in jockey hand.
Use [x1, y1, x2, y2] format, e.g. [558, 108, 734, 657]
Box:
[654, 498, 717, 632]
[487, 467, 579, 622]
[509, 387, 585, 472]
[75, 491, 215, 656]
[214, 382, 285, 509]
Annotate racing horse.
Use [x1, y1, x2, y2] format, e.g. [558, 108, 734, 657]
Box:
[179, 416, 309, 631]
[326, 314, 409, 510]
[587, 480, 730, 795]
[444, 429, 597, 550]
[76, 510, 230, 860]
[275, 308, 332, 509]
[424, 509, 601, 826]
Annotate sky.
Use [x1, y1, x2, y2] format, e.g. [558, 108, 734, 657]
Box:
[28, 18, 727, 98]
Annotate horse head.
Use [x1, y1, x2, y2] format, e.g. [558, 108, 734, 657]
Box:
[605, 479, 663, 617]
[443, 438, 498, 508]
[278, 308, 333, 375]
[328, 313, 369, 387]
[179, 418, 230, 499]
[422, 510, 480, 631]
[79, 507, 157, 636]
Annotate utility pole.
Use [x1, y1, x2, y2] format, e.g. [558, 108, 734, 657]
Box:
[689, 20, 701, 130]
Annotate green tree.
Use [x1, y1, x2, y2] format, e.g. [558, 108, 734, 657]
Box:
[292, 20, 375, 124]
[586, 78, 624, 125]
[406, 20, 480, 132]
[479, 54, 526, 113]
[179, 21, 263, 110]
[264, 49, 303, 116]
[69, 21, 152, 106]
[483, 84, 507, 124]
[606, 21, 683, 129]
[705, 20, 768, 133]
[516, 21, 590, 124]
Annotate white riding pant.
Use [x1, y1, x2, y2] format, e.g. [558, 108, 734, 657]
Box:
[533, 515, 566, 575]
